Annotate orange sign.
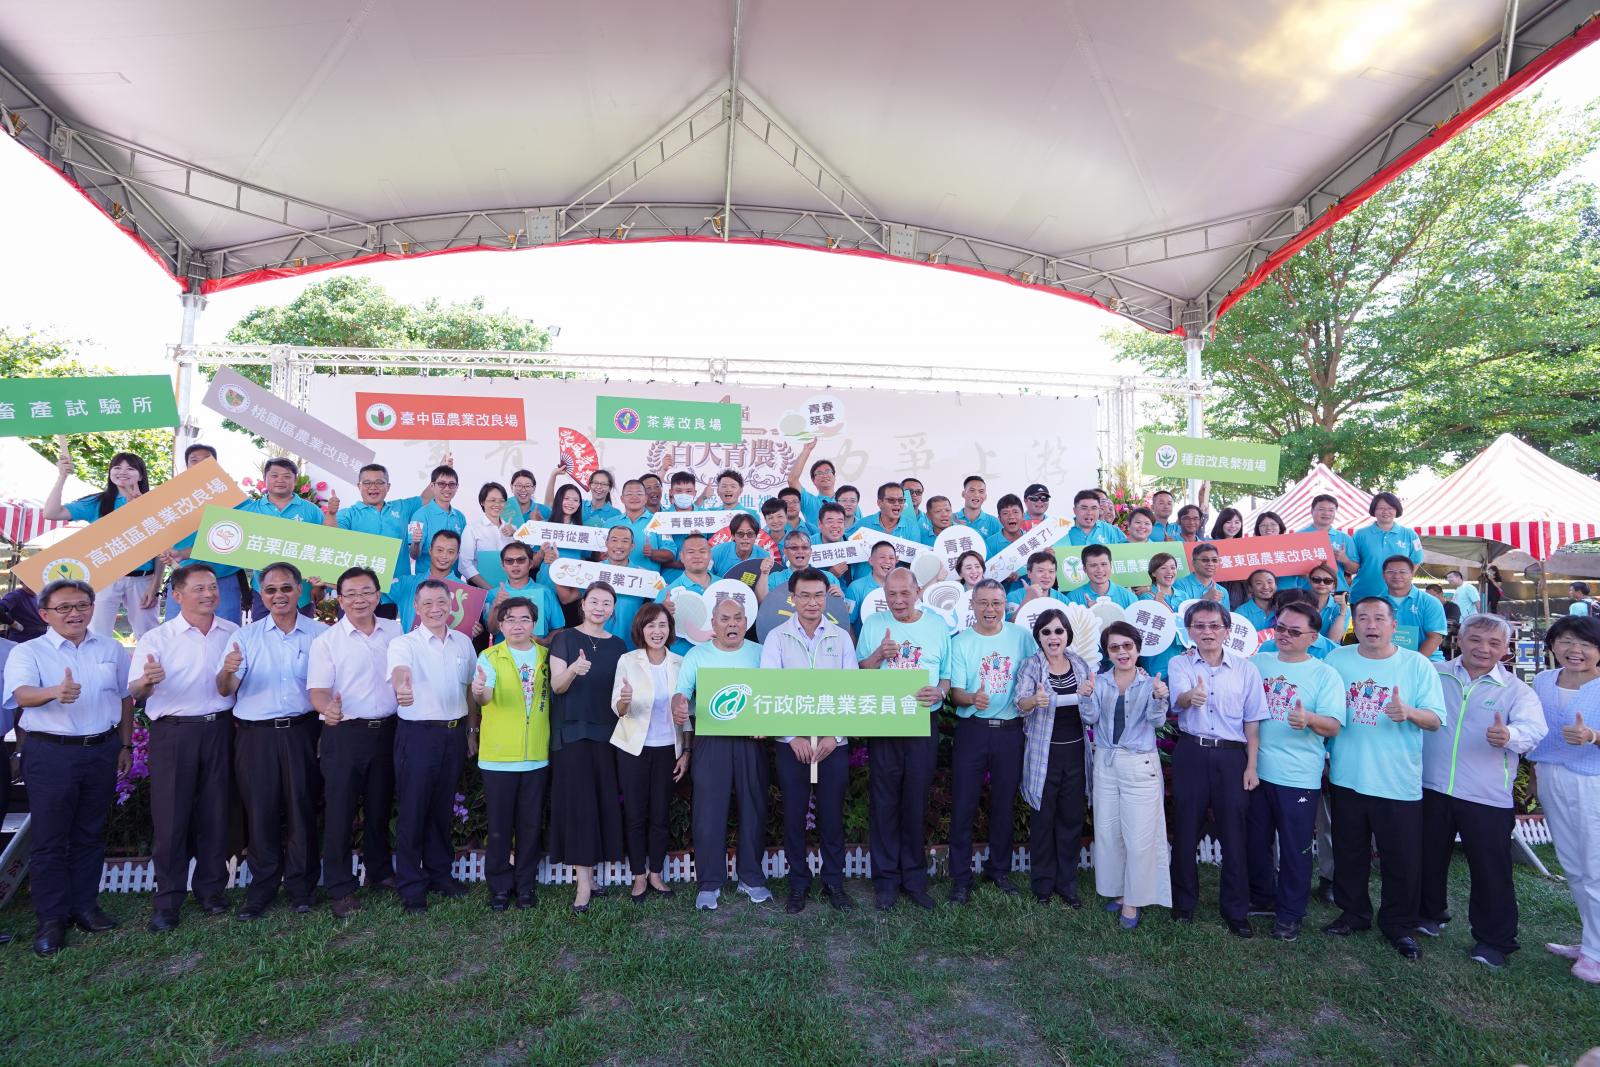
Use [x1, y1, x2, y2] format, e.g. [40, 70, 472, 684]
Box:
[13, 459, 246, 592]
[1181, 531, 1335, 582]
[355, 392, 527, 441]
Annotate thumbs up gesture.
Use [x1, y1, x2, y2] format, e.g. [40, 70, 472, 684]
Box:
[57, 667, 81, 705]
[619, 678, 634, 705]
[1386, 687, 1410, 723]
[223, 642, 243, 675]
[471, 665, 489, 702]
[877, 629, 899, 661]
[1561, 710, 1596, 747]
[1287, 700, 1309, 731]
[325, 489, 340, 515]
[973, 688, 991, 712]
[394, 667, 414, 707]
[571, 650, 591, 676]
[142, 654, 165, 688]
[1151, 676, 1169, 702]
[1184, 674, 1207, 709]
[1078, 673, 1096, 698]
[671, 692, 690, 726]
[1485, 711, 1510, 748]
[324, 692, 345, 725]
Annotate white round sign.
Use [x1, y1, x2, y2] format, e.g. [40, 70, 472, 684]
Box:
[910, 551, 945, 587]
[670, 587, 712, 644]
[933, 526, 988, 577]
[1121, 599, 1177, 655]
[1089, 597, 1126, 630]
[920, 580, 964, 617]
[1225, 616, 1259, 657]
[703, 579, 758, 631]
[1012, 595, 1062, 634]
[857, 586, 889, 621]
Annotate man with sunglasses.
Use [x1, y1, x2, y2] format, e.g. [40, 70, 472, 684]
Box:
[1247, 601, 1346, 942]
[1020, 484, 1053, 532]
[308, 566, 404, 917]
[1167, 600, 1267, 936]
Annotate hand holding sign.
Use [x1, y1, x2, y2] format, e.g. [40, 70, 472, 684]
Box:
[57, 667, 80, 705]
[1485, 711, 1510, 748]
[1287, 700, 1309, 731]
[142, 654, 165, 688]
[916, 685, 944, 709]
[55, 444, 74, 479]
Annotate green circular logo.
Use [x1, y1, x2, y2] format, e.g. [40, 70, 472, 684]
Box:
[707, 683, 751, 722]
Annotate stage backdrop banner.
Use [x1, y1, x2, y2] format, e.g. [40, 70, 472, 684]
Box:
[302, 376, 1099, 513]
[0, 375, 178, 436]
[355, 392, 526, 441]
[693, 668, 929, 738]
[595, 395, 741, 444]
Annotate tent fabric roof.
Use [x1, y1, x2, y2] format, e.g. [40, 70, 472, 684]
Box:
[1350, 434, 1600, 560]
[1, 1, 1597, 333]
[1248, 462, 1371, 533]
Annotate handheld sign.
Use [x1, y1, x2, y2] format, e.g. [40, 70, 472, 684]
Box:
[694, 668, 927, 738]
[704, 578, 758, 629]
[13, 459, 246, 593]
[545, 557, 667, 597]
[1056, 542, 1190, 590]
[1143, 433, 1281, 487]
[1180, 532, 1336, 582]
[0, 375, 179, 436]
[808, 539, 865, 569]
[514, 520, 609, 554]
[933, 526, 986, 575]
[204, 367, 374, 480]
[848, 528, 934, 566]
[985, 517, 1072, 581]
[671, 589, 713, 644]
[191, 505, 405, 589]
[356, 392, 526, 441]
[646, 509, 741, 536]
[556, 427, 600, 489]
[1122, 600, 1177, 655]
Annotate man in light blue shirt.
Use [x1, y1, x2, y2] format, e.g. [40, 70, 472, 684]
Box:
[1148, 489, 1184, 542]
[855, 482, 930, 545]
[1007, 551, 1073, 617]
[763, 529, 844, 600]
[1172, 542, 1228, 604]
[216, 561, 324, 919]
[237, 457, 334, 615]
[482, 542, 561, 644]
[656, 534, 716, 655]
[1064, 488, 1126, 546]
[1323, 595, 1446, 959]
[406, 465, 468, 578]
[335, 461, 428, 616]
[947, 579, 1038, 902]
[845, 542, 899, 627]
[1283, 494, 1359, 593]
[1445, 569, 1482, 616]
[1381, 555, 1446, 661]
[954, 476, 1002, 541]
[787, 439, 839, 529]
[1063, 545, 1137, 611]
[1234, 570, 1278, 632]
[613, 479, 674, 573]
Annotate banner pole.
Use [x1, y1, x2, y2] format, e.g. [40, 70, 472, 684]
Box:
[810, 736, 818, 785]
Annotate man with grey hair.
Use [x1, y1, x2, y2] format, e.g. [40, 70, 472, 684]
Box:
[1420, 612, 1547, 968]
[760, 528, 842, 600]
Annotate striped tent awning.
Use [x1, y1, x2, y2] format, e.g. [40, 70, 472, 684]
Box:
[0, 498, 75, 547]
[1348, 435, 1600, 561]
[1248, 462, 1371, 532]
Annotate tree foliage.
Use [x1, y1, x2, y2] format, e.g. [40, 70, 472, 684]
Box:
[1108, 96, 1600, 490]
[1, 328, 174, 486]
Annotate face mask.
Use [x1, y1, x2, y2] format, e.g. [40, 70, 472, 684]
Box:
[673, 492, 696, 509]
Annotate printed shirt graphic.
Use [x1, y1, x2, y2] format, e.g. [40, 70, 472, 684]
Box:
[951, 623, 1038, 720]
[1254, 653, 1347, 790]
[1324, 645, 1446, 801]
[856, 611, 950, 690]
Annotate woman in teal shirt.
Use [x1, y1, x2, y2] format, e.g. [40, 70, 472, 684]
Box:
[42, 449, 164, 638]
[1138, 553, 1185, 680]
[1349, 492, 1424, 602]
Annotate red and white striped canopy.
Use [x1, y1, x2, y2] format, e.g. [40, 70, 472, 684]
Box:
[1350, 435, 1600, 561]
[1249, 462, 1370, 533]
[0, 498, 73, 547]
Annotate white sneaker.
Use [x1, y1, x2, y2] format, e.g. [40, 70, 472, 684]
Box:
[695, 890, 720, 911]
[737, 882, 773, 904]
[1546, 942, 1583, 961]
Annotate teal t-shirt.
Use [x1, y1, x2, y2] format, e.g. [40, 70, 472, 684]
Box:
[1253, 652, 1347, 790]
[949, 623, 1038, 720]
[1064, 522, 1127, 546]
[483, 580, 560, 638]
[1324, 645, 1447, 801]
[1171, 573, 1224, 604]
[856, 610, 952, 690]
[1388, 588, 1447, 661]
[675, 640, 763, 704]
[1063, 582, 1137, 611]
[475, 645, 549, 772]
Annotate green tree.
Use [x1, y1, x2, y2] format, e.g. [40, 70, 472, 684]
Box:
[1, 328, 174, 486]
[1108, 96, 1600, 490]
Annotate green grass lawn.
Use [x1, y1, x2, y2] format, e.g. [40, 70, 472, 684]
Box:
[2, 848, 1597, 1066]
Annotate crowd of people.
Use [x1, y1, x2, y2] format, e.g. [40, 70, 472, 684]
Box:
[0, 438, 1596, 990]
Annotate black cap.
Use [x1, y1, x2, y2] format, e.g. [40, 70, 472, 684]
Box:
[1024, 483, 1050, 500]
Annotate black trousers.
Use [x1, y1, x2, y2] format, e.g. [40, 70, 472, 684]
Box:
[25, 733, 119, 922]
[320, 716, 396, 899]
[691, 737, 768, 892]
[235, 714, 319, 908]
[1421, 788, 1519, 954]
[1030, 741, 1087, 899]
[775, 742, 848, 893]
[147, 715, 233, 913]
[949, 718, 1025, 889]
[483, 767, 547, 896]
[618, 745, 675, 876]
[1170, 735, 1249, 920]
[1246, 781, 1319, 922]
[868, 731, 938, 895]
[1329, 783, 1423, 940]
[392, 719, 467, 903]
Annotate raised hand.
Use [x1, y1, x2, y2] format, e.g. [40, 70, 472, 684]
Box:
[619, 679, 634, 706]
[325, 490, 341, 514]
[1561, 710, 1595, 746]
[471, 665, 489, 702]
[1151, 677, 1169, 702]
[1485, 711, 1510, 748]
[55, 448, 74, 480]
[1078, 673, 1096, 698]
[1385, 687, 1409, 724]
[57, 667, 80, 705]
[877, 629, 899, 662]
[1286, 700, 1309, 731]
[1184, 674, 1207, 709]
[541, 544, 558, 566]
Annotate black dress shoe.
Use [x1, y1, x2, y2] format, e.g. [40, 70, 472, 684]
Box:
[785, 891, 807, 914]
[874, 892, 897, 912]
[199, 897, 228, 916]
[1323, 918, 1358, 937]
[903, 889, 936, 911]
[824, 887, 853, 912]
[69, 908, 119, 933]
[649, 884, 676, 900]
[1171, 910, 1194, 924]
[32, 920, 66, 958]
[235, 905, 266, 922]
[1392, 935, 1422, 960]
[590, 883, 609, 898]
[984, 875, 1021, 897]
[630, 889, 650, 905]
[1315, 879, 1336, 906]
[515, 891, 537, 910]
[401, 898, 428, 915]
[330, 895, 361, 919]
[948, 885, 971, 905]
[292, 901, 313, 915]
[433, 880, 469, 899]
[571, 901, 590, 915]
[148, 910, 180, 932]
[489, 893, 511, 912]
[1056, 891, 1082, 909]
[1227, 919, 1255, 939]
[1034, 894, 1053, 905]
[369, 877, 398, 893]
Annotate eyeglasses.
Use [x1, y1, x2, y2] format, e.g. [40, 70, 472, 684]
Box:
[1309, 577, 1335, 586]
[338, 588, 379, 599]
[1027, 495, 1050, 502]
[1037, 626, 1067, 636]
[433, 480, 459, 490]
[358, 480, 389, 489]
[1274, 626, 1311, 639]
[1189, 622, 1225, 632]
[47, 602, 93, 615]
[793, 591, 827, 602]
[1106, 641, 1138, 653]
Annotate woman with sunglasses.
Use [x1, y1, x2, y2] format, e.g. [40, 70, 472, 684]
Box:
[1304, 562, 1349, 641]
[1014, 609, 1094, 907]
[1079, 621, 1170, 928]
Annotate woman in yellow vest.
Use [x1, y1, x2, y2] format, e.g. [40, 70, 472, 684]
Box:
[611, 602, 690, 902]
[468, 595, 551, 912]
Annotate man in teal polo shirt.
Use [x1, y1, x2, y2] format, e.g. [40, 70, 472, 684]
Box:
[855, 482, 930, 545]
[955, 476, 1001, 540]
[656, 533, 717, 654]
[788, 440, 839, 529]
[1065, 489, 1126, 546]
[482, 541, 561, 644]
[238, 457, 331, 616]
[615, 479, 673, 572]
[1064, 544, 1137, 610]
[335, 461, 431, 618]
[1006, 551, 1073, 617]
[405, 465, 466, 570]
[1382, 556, 1446, 660]
[1148, 489, 1184, 542]
[1173, 543, 1228, 604]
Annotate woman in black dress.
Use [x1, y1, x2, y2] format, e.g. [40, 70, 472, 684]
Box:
[548, 582, 627, 912]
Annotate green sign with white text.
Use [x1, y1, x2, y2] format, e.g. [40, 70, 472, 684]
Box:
[1142, 433, 1281, 486]
[1054, 542, 1191, 590]
[693, 668, 929, 737]
[0, 375, 179, 436]
[595, 395, 742, 443]
[188, 505, 404, 590]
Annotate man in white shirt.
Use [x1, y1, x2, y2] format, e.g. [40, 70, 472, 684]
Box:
[217, 562, 324, 921]
[3, 579, 132, 956]
[129, 563, 240, 931]
[387, 578, 476, 913]
[760, 568, 860, 914]
[309, 566, 404, 918]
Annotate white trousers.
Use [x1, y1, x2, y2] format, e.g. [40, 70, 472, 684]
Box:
[89, 573, 162, 640]
[1090, 747, 1171, 908]
[1541, 762, 1600, 964]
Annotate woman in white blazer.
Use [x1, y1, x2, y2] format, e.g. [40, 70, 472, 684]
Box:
[611, 602, 689, 902]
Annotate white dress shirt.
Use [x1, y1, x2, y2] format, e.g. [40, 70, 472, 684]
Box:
[385, 625, 474, 722]
[459, 516, 511, 580]
[307, 616, 403, 719]
[231, 614, 324, 721]
[130, 614, 240, 719]
[2, 630, 130, 735]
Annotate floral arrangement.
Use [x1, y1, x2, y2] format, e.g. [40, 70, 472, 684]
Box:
[239, 471, 334, 508]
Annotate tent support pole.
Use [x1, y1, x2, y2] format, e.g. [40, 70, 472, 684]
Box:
[172, 289, 208, 474]
[1181, 332, 1205, 504]
[721, 0, 744, 241]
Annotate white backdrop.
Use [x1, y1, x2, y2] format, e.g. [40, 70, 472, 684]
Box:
[303, 374, 1099, 507]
